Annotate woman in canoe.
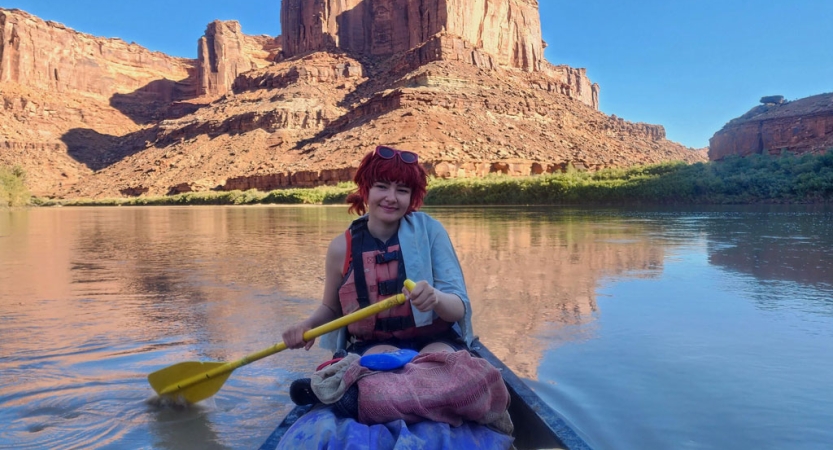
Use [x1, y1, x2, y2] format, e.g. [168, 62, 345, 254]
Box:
[282, 145, 474, 356]
[274, 149, 513, 448]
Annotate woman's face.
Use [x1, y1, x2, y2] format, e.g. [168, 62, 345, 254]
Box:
[367, 180, 412, 224]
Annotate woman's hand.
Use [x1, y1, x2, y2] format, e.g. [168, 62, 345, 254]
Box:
[405, 280, 440, 312]
[404, 280, 466, 322]
[282, 322, 315, 350]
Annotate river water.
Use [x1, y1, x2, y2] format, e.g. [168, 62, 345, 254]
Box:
[1, 205, 831, 450]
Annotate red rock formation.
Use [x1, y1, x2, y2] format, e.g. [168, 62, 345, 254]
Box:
[0, 8, 284, 195]
[197, 20, 280, 96]
[0, 10, 281, 102]
[280, 0, 544, 69]
[1, 5, 707, 199]
[232, 52, 363, 92]
[543, 64, 600, 110]
[709, 93, 833, 160]
[61, 51, 704, 198]
[0, 8, 195, 195]
[279, 0, 593, 108]
[0, 9, 195, 101]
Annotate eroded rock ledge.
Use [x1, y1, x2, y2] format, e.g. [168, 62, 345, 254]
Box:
[709, 93, 833, 160]
[218, 160, 612, 193]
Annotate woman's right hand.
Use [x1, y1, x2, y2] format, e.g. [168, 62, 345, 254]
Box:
[282, 322, 315, 350]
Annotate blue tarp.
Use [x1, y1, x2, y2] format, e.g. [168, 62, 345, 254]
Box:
[274, 407, 514, 450]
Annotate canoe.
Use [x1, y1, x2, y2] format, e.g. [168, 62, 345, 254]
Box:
[259, 339, 591, 450]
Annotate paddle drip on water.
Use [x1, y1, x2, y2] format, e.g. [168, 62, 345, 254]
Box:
[145, 394, 191, 409]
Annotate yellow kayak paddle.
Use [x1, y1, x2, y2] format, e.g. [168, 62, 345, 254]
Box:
[148, 279, 416, 404]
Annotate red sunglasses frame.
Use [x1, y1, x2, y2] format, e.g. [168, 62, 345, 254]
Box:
[375, 146, 418, 164]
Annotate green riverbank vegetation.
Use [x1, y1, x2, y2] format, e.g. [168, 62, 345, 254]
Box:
[427, 151, 833, 205]
[1, 165, 31, 208]
[33, 183, 356, 207]
[33, 151, 833, 207]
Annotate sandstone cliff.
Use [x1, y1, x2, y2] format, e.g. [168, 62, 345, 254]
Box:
[197, 20, 281, 97]
[0, 9, 194, 101]
[0, 8, 196, 193]
[0, 9, 278, 103]
[0, 8, 281, 195]
[66, 53, 704, 198]
[0, 4, 705, 199]
[281, 0, 546, 76]
[709, 93, 833, 160]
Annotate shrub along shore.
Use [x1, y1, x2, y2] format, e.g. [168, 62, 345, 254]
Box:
[16, 152, 833, 207]
[1, 165, 30, 208]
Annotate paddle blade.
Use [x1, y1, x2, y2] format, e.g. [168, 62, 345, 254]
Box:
[148, 361, 231, 404]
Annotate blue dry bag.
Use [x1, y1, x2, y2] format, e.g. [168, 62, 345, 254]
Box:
[359, 349, 419, 371]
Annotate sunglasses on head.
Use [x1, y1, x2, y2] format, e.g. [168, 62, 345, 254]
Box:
[375, 146, 419, 164]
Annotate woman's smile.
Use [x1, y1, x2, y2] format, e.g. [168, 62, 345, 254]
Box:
[368, 181, 412, 223]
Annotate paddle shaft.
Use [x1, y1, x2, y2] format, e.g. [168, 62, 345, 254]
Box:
[157, 291, 408, 396]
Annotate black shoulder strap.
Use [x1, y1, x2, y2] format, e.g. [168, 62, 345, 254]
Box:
[349, 218, 371, 308]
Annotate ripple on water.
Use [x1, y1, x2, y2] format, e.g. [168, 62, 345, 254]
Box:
[0, 377, 145, 450]
[0, 334, 318, 450]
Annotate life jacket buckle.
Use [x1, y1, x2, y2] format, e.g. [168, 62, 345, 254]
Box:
[375, 250, 401, 264]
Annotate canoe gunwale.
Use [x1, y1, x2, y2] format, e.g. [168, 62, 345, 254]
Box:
[469, 340, 591, 450]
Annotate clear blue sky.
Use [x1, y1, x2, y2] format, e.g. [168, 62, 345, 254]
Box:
[4, 0, 832, 149]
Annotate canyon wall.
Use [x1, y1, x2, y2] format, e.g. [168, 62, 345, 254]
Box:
[0, 9, 195, 102]
[278, 0, 597, 108]
[280, 0, 543, 71]
[1, 5, 706, 199]
[0, 8, 282, 194]
[709, 93, 833, 160]
[0, 9, 281, 103]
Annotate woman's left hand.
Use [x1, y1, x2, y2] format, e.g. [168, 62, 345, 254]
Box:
[405, 280, 440, 312]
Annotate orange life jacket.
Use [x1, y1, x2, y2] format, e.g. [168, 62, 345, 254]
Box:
[338, 217, 452, 341]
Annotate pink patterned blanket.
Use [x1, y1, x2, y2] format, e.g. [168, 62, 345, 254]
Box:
[341, 350, 513, 434]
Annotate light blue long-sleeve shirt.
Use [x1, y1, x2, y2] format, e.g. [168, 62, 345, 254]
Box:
[320, 211, 474, 350]
[398, 211, 474, 348]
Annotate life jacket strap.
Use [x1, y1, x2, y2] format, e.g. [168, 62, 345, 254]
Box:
[375, 316, 416, 333]
[350, 218, 371, 308]
[377, 279, 400, 296]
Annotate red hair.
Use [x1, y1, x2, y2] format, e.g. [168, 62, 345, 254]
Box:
[346, 149, 428, 215]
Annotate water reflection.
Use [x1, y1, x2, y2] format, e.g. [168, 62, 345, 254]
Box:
[430, 208, 671, 378]
[626, 207, 833, 317]
[147, 405, 227, 450]
[705, 212, 833, 289]
[2, 205, 832, 449]
[0, 207, 341, 449]
[1, 206, 676, 448]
